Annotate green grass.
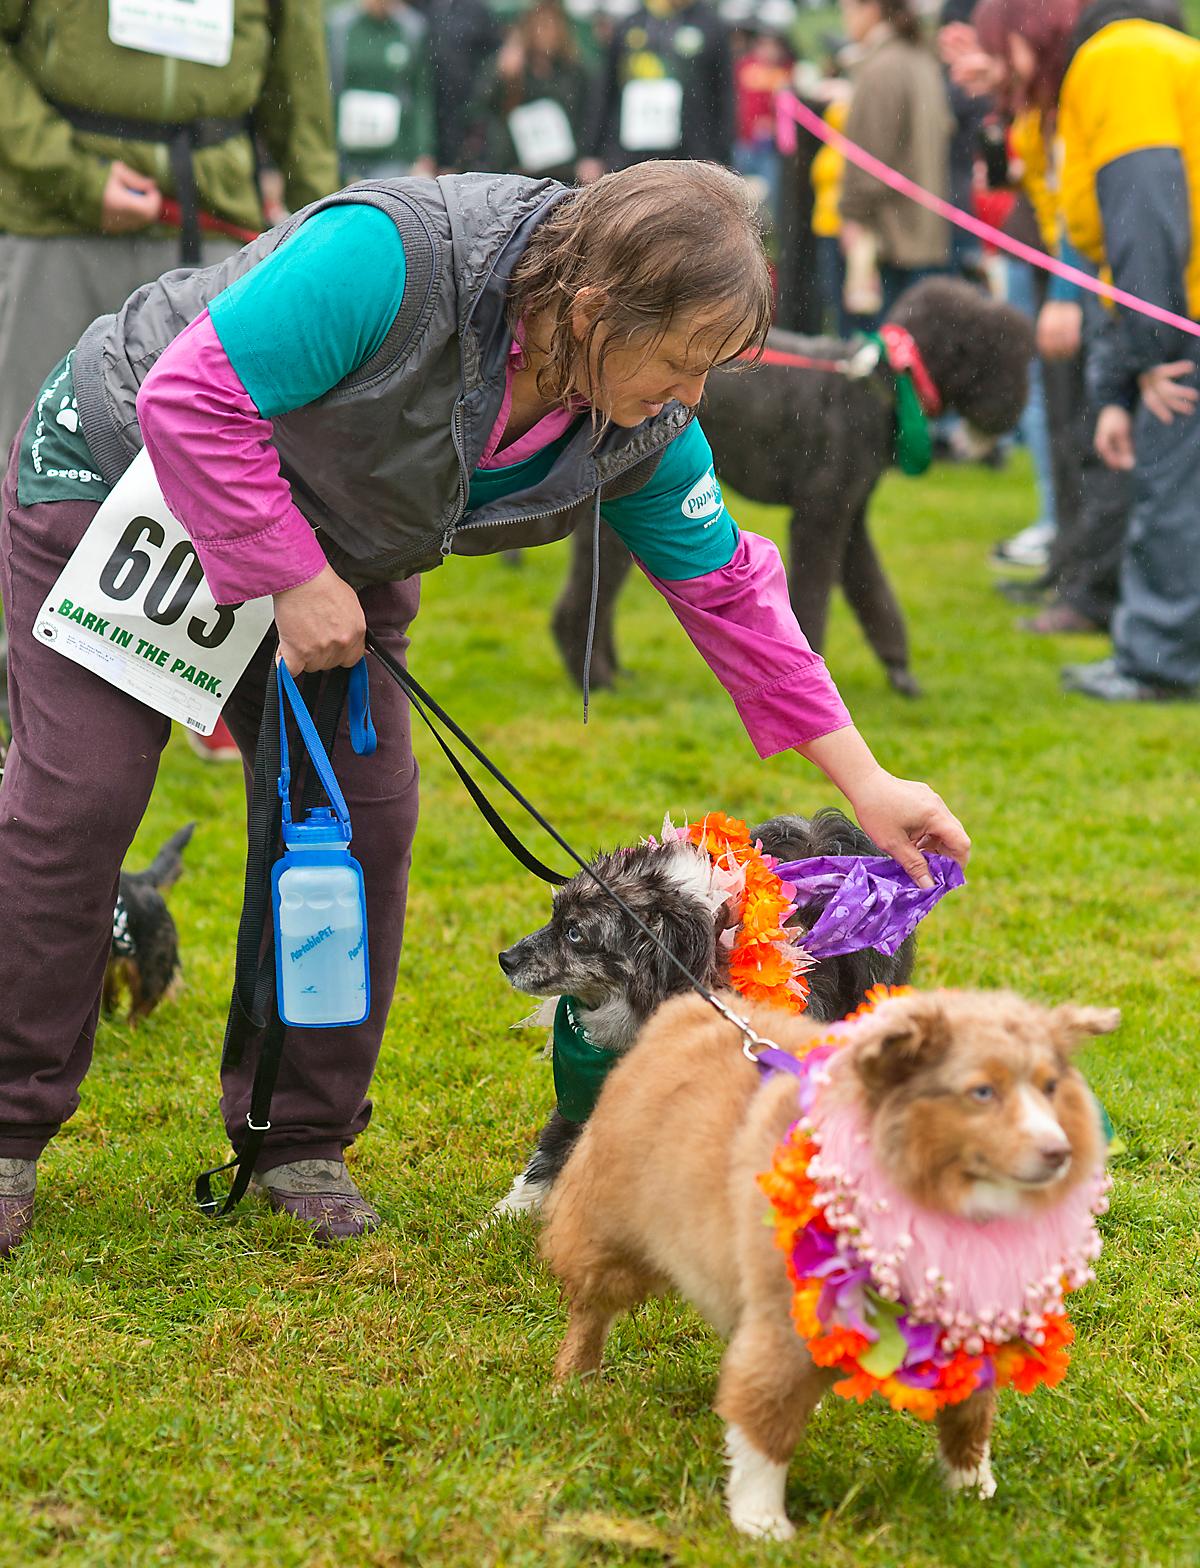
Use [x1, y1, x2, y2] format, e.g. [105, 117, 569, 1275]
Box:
[2, 453, 1197, 1566]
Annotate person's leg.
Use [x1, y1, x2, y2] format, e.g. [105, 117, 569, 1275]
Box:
[0, 235, 238, 456]
[1053, 451, 1130, 628]
[1045, 321, 1132, 629]
[0, 417, 171, 1163]
[1107, 393, 1200, 689]
[216, 577, 422, 1175]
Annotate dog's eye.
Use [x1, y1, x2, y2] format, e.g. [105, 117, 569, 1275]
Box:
[968, 1084, 996, 1104]
[565, 924, 584, 946]
[1042, 1078, 1059, 1097]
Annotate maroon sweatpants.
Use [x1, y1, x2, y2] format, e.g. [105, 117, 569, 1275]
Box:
[0, 418, 420, 1170]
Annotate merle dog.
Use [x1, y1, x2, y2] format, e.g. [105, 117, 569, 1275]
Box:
[492, 808, 915, 1217]
[553, 278, 1034, 697]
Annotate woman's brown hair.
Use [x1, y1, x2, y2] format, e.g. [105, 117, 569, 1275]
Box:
[506, 161, 774, 408]
[877, 0, 923, 46]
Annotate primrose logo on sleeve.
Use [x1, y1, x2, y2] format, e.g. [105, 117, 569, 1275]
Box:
[681, 467, 724, 525]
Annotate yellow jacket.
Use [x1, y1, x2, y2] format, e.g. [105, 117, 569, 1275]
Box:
[1009, 109, 1058, 254]
[1059, 17, 1200, 317]
[810, 98, 848, 239]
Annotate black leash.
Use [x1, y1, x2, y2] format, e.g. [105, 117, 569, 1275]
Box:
[196, 642, 782, 1219]
[363, 634, 783, 1059]
[195, 664, 349, 1218]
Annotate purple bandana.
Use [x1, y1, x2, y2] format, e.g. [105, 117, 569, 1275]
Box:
[773, 854, 965, 959]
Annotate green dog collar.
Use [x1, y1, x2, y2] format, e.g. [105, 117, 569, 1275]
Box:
[552, 995, 620, 1124]
[866, 331, 933, 477]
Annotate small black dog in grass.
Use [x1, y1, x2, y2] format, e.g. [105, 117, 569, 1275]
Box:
[104, 823, 195, 1023]
[553, 278, 1034, 697]
[492, 808, 915, 1218]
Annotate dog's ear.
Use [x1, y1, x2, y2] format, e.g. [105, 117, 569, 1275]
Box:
[626, 904, 717, 1021]
[850, 994, 949, 1098]
[1048, 1004, 1121, 1053]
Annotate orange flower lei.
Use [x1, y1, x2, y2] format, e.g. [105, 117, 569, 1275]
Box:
[684, 812, 811, 1014]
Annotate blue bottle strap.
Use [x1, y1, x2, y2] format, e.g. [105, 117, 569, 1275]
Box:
[348, 658, 376, 757]
[277, 662, 354, 835]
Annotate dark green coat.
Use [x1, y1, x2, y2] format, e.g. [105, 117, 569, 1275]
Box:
[0, 0, 337, 236]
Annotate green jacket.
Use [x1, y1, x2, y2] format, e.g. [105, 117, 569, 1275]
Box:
[0, 0, 338, 237]
[462, 56, 593, 183]
[326, 2, 436, 180]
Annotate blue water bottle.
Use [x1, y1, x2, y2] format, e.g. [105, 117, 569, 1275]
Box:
[272, 661, 376, 1029]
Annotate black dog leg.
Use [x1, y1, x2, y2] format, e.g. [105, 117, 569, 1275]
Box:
[786, 498, 850, 653]
[840, 506, 921, 697]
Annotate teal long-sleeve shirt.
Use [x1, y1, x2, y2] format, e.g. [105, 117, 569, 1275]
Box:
[207, 202, 740, 580]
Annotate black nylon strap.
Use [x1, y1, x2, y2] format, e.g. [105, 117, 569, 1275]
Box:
[50, 100, 250, 268]
[364, 634, 570, 887]
[196, 665, 349, 1218]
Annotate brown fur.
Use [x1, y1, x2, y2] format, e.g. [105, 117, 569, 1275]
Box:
[540, 987, 1114, 1526]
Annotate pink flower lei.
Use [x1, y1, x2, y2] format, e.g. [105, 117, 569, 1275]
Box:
[759, 988, 1112, 1418]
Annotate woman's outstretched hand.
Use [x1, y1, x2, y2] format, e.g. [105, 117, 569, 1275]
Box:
[844, 770, 971, 889]
[273, 565, 366, 673]
[798, 727, 970, 889]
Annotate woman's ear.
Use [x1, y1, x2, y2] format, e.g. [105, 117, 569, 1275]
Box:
[569, 285, 608, 342]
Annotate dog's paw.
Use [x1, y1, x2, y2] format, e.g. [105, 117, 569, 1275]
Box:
[725, 1424, 793, 1540]
[942, 1453, 997, 1499]
[729, 1508, 795, 1541]
[492, 1173, 548, 1218]
[886, 664, 923, 699]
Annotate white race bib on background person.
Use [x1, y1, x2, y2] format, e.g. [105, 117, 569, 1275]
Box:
[338, 90, 403, 151]
[619, 78, 683, 151]
[35, 450, 275, 735]
[108, 0, 234, 68]
[507, 99, 576, 172]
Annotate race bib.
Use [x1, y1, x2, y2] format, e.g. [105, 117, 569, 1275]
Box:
[507, 99, 576, 172]
[338, 90, 403, 151]
[619, 78, 683, 151]
[108, 0, 234, 68]
[35, 450, 275, 734]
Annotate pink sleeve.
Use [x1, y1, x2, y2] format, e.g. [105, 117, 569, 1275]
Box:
[135, 311, 329, 606]
[641, 530, 853, 758]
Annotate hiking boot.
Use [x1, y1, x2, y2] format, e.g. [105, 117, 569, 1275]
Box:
[253, 1159, 380, 1243]
[0, 1158, 36, 1257]
[1020, 604, 1104, 636]
[996, 576, 1054, 605]
[1061, 657, 1195, 703]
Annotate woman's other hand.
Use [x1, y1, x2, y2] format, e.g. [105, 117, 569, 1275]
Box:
[273, 565, 367, 673]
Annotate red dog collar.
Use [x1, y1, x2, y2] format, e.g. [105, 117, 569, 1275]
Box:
[878, 324, 943, 416]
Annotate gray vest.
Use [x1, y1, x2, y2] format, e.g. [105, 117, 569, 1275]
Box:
[73, 175, 692, 587]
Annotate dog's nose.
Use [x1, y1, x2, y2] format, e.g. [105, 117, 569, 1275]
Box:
[497, 946, 519, 977]
[1038, 1144, 1071, 1172]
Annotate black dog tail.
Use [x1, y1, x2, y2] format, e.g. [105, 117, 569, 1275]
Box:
[136, 822, 196, 892]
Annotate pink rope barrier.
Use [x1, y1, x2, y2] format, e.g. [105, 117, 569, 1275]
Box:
[776, 90, 1200, 341]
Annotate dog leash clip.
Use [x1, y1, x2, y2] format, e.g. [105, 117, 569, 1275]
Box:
[845, 341, 883, 380]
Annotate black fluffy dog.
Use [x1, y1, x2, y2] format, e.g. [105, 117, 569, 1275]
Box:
[492, 808, 915, 1217]
[103, 823, 195, 1022]
[554, 278, 1034, 697]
